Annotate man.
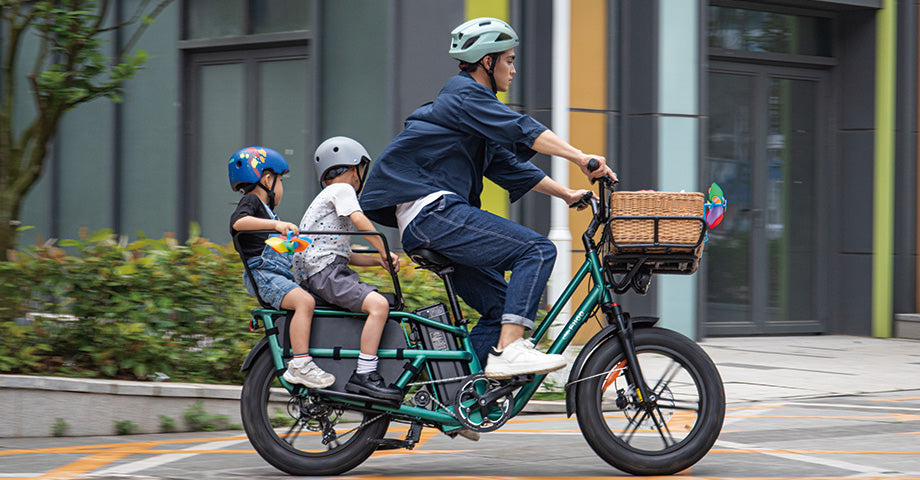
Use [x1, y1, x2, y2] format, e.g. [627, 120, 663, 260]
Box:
[361, 17, 615, 378]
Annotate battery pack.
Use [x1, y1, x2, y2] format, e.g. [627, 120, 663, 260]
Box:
[412, 303, 470, 406]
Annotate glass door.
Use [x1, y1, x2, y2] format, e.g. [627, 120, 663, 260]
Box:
[184, 47, 313, 243]
[704, 63, 826, 335]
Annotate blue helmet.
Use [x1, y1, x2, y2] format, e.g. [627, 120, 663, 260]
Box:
[228, 146, 290, 192]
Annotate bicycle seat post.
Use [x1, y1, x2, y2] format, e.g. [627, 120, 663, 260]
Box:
[409, 249, 468, 327]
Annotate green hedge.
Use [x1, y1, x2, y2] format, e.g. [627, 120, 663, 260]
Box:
[0, 228, 465, 384]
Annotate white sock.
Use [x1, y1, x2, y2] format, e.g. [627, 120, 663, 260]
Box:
[356, 353, 378, 374]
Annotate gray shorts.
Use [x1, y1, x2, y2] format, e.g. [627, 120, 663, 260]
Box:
[303, 256, 378, 312]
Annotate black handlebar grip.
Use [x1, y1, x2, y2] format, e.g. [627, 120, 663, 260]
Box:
[587, 158, 600, 172]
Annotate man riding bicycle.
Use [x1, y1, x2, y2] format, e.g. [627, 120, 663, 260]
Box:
[360, 17, 615, 378]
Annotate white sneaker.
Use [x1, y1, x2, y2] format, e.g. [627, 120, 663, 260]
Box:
[283, 359, 335, 388]
[483, 338, 567, 379]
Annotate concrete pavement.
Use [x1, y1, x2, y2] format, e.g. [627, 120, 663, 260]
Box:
[700, 335, 920, 403]
[1, 335, 918, 437]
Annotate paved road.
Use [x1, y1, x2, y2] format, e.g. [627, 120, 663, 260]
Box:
[2, 389, 918, 479]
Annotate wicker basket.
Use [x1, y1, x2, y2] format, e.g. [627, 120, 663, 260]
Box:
[607, 191, 705, 255]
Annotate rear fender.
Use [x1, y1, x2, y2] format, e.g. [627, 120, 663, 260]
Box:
[564, 316, 659, 417]
[241, 337, 270, 372]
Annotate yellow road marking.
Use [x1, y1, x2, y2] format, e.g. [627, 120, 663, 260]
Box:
[34, 448, 138, 480]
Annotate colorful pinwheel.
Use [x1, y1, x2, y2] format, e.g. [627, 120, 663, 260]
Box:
[704, 182, 726, 229]
[265, 231, 312, 255]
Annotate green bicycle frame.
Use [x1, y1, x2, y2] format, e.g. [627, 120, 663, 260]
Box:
[249, 244, 611, 428]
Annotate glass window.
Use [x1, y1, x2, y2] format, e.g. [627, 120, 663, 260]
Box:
[187, 0, 245, 39]
[252, 0, 312, 34]
[708, 6, 832, 57]
[186, 0, 311, 39]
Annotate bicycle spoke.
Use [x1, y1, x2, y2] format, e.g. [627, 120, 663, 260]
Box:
[650, 359, 680, 397]
[283, 420, 305, 447]
[650, 406, 676, 447]
[621, 408, 651, 443]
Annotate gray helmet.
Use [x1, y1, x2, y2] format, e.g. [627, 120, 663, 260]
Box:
[449, 17, 519, 63]
[313, 136, 371, 190]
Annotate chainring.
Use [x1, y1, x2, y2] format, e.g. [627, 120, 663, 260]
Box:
[452, 374, 513, 433]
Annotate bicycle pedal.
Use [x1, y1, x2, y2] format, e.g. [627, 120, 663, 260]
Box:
[368, 438, 413, 450]
[507, 374, 535, 384]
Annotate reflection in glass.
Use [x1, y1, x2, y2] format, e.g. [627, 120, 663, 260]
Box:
[708, 6, 831, 57]
[766, 78, 817, 322]
[252, 0, 311, 34]
[199, 63, 244, 241]
[187, 0, 244, 39]
[705, 72, 753, 324]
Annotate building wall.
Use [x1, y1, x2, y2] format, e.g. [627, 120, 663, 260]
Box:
[8, 0, 918, 341]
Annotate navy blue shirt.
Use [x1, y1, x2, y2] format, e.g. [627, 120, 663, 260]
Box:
[360, 72, 549, 227]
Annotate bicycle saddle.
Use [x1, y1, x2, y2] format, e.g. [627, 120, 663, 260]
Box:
[408, 248, 453, 270]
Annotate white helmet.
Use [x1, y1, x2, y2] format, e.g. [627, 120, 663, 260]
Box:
[313, 136, 371, 192]
[449, 17, 519, 64]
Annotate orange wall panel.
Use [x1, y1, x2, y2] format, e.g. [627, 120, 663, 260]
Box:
[571, 0, 608, 110]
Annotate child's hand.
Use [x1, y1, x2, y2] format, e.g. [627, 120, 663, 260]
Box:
[380, 252, 400, 273]
[274, 221, 300, 236]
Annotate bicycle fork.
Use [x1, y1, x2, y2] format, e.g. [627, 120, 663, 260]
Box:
[602, 302, 654, 405]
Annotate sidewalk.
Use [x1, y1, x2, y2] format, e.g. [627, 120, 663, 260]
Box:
[700, 335, 920, 403]
[1, 335, 917, 437]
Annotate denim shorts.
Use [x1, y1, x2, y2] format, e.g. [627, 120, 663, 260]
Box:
[243, 245, 301, 310]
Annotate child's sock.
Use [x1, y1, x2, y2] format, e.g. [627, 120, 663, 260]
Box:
[291, 353, 312, 367]
[356, 353, 378, 374]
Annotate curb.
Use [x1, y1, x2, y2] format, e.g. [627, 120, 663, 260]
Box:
[0, 374, 566, 438]
[0, 374, 243, 438]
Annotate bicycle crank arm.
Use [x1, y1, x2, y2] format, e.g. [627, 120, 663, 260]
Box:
[476, 374, 534, 407]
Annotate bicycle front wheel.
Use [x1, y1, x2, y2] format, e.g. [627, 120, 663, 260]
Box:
[575, 327, 725, 475]
[240, 350, 390, 476]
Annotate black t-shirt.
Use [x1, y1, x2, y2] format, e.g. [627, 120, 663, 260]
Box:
[230, 193, 273, 260]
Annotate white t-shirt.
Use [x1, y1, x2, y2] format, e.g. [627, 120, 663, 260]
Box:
[294, 183, 361, 281]
[395, 190, 455, 238]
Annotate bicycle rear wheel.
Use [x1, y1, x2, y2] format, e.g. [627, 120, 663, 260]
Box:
[575, 327, 725, 475]
[240, 350, 389, 476]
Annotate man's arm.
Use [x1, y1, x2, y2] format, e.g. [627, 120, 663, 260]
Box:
[532, 176, 593, 210]
[531, 129, 616, 181]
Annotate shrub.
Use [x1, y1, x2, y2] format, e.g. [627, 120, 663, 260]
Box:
[114, 420, 138, 435]
[0, 227, 473, 384]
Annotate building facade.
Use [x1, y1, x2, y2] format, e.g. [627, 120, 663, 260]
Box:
[11, 0, 918, 341]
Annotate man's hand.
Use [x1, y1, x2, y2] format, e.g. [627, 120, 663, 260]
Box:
[566, 189, 596, 211]
[578, 155, 617, 182]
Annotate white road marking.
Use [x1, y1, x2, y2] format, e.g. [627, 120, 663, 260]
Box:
[85, 439, 246, 477]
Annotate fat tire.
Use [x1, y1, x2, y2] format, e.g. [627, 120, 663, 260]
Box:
[575, 327, 725, 475]
[240, 350, 389, 476]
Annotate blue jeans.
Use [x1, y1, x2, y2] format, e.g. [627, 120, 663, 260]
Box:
[401, 194, 557, 365]
[243, 245, 300, 310]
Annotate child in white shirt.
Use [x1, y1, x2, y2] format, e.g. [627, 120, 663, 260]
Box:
[294, 137, 402, 402]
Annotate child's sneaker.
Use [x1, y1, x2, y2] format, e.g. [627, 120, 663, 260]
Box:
[484, 338, 566, 379]
[345, 371, 404, 402]
[283, 358, 335, 388]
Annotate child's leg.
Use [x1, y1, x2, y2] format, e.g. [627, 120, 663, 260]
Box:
[281, 288, 334, 389]
[280, 288, 315, 354]
[359, 291, 390, 356]
[346, 292, 402, 401]
[355, 292, 390, 375]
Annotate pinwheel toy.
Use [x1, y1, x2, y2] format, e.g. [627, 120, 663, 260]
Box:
[265, 231, 312, 255]
[704, 182, 726, 229]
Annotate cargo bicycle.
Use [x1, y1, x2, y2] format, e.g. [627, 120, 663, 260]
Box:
[235, 166, 726, 476]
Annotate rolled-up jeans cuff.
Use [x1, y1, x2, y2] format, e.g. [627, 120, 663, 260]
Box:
[501, 313, 534, 330]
